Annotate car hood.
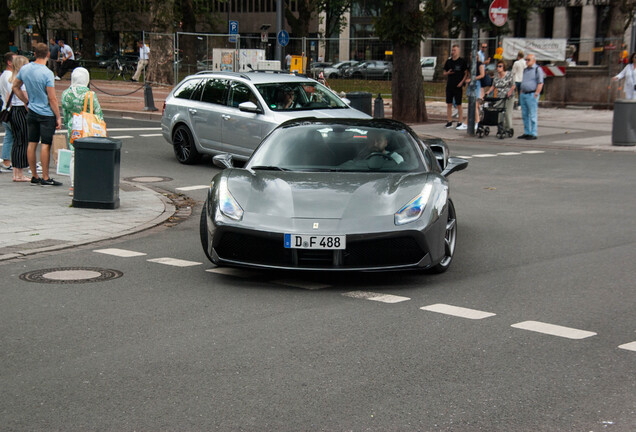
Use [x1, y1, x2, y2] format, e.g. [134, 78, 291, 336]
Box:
[226, 170, 433, 220]
[270, 107, 371, 121]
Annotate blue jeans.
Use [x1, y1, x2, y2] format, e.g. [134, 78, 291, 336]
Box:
[520, 92, 539, 136]
[2, 121, 13, 162]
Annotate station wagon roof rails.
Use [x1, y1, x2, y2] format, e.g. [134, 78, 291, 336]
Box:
[194, 71, 251, 80]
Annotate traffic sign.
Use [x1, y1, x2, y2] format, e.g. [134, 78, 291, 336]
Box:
[261, 32, 268, 43]
[489, 0, 508, 27]
[229, 20, 239, 42]
[277, 30, 289, 47]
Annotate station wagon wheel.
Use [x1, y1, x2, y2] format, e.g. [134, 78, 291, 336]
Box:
[173, 125, 201, 164]
[429, 199, 457, 274]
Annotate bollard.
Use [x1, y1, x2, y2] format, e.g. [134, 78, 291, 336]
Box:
[612, 99, 636, 146]
[143, 83, 158, 111]
[373, 93, 384, 118]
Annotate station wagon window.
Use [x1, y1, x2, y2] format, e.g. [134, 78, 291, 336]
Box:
[201, 78, 228, 105]
[229, 81, 257, 108]
[173, 79, 203, 100]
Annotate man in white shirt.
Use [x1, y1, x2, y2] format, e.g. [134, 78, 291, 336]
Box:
[56, 39, 76, 80]
[511, 51, 526, 110]
[132, 41, 149, 82]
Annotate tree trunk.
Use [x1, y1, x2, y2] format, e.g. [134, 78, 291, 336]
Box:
[392, 42, 427, 123]
[180, 0, 197, 67]
[80, 0, 96, 60]
[0, 0, 9, 53]
[147, 0, 175, 85]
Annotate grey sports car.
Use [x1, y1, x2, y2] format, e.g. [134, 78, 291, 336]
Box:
[200, 118, 468, 272]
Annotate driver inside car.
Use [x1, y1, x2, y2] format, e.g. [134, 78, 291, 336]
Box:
[357, 130, 404, 164]
[276, 87, 296, 109]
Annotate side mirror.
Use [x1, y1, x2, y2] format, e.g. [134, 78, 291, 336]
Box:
[427, 139, 449, 170]
[213, 154, 234, 169]
[442, 157, 469, 177]
[238, 101, 261, 113]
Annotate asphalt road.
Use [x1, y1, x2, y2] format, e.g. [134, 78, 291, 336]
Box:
[1, 117, 635, 431]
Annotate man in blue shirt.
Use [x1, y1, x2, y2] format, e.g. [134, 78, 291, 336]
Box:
[12, 42, 63, 186]
[518, 54, 544, 140]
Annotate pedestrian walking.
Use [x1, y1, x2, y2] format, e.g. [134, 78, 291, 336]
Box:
[511, 51, 526, 110]
[55, 39, 76, 80]
[0, 52, 15, 172]
[12, 42, 63, 186]
[48, 38, 60, 75]
[486, 60, 515, 133]
[444, 44, 469, 130]
[62, 67, 104, 193]
[131, 40, 149, 82]
[612, 52, 636, 100]
[473, 52, 486, 131]
[5, 55, 30, 181]
[518, 54, 543, 140]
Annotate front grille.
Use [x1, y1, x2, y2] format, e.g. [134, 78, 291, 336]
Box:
[214, 231, 425, 269]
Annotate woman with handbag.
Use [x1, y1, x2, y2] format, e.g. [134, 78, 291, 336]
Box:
[2, 55, 30, 182]
[61, 67, 104, 193]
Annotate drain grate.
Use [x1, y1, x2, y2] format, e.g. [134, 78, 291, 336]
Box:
[19, 267, 123, 284]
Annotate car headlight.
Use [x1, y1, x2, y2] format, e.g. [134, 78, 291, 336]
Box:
[395, 183, 448, 226]
[217, 177, 243, 221]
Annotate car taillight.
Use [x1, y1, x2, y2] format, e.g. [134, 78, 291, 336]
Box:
[162, 101, 166, 116]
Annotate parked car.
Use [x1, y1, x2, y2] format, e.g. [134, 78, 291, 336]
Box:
[322, 60, 359, 79]
[200, 118, 468, 272]
[421, 56, 437, 81]
[161, 71, 371, 164]
[344, 61, 393, 80]
[309, 61, 332, 78]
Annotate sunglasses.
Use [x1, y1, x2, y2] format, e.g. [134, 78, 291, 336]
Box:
[497, 65, 504, 68]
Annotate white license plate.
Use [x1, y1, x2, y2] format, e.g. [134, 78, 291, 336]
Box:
[284, 234, 346, 250]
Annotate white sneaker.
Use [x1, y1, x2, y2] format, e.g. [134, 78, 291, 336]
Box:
[54, 76, 61, 81]
[456, 123, 467, 130]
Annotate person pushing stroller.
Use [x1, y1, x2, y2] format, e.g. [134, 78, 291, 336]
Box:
[478, 59, 515, 139]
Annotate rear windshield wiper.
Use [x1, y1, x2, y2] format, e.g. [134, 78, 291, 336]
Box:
[250, 165, 289, 171]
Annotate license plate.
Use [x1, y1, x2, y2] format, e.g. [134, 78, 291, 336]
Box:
[284, 234, 346, 250]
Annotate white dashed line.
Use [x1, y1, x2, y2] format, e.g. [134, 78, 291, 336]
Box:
[107, 127, 162, 132]
[456, 155, 472, 159]
[519, 150, 545, 154]
[139, 133, 164, 137]
[511, 321, 596, 340]
[274, 279, 331, 290]
[176, 185, 210, 191]
[94, 248, 147, 257]
[110, 135, 134, 139]
[471, 154, 498, 158]
[497, 152, 523, 156]
[420, 303, 496, 320]
[148, 258, 202, 267]
[618, 341, 636, 352]
[343, 291, 410, 303]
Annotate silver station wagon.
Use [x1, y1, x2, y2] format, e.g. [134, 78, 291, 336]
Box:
[161, 71, 371, 164]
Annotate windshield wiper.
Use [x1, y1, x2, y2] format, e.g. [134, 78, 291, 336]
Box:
[250, 165, 289, 171]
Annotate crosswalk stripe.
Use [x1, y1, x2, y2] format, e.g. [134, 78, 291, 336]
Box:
[343, 291, 410, 303]
[148, 257, 202, 267]
[94, 248, 147, 257]
[420, 303, 496, 319]
[176, 185, 210, 191]
[618, 341, 636, 352]
[511, 321, 596, 340]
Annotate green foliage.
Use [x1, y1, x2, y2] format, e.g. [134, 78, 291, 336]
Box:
[374, 0, 426, 46]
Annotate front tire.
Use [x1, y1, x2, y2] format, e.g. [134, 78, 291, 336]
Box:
[172, 125, 201, 164]
[200, 202, 216, 264]
[429, 199, 457, 274]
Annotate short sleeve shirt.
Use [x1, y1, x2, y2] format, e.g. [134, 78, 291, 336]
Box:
[520, 64, 544, 93]
[444, 57, 468, 89]
[139, 45, 150, 60]
[16, 62, 56, 116]
[60, 44, 75, 60]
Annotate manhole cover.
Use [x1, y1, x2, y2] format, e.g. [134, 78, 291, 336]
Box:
[19, 267, 123, 284]
[124, 176, 173, 183]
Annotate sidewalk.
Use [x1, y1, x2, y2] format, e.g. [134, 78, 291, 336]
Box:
[0, 78, 634, 261]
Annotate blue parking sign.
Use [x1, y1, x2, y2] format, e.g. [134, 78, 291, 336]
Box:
[229, 20, 239, 43]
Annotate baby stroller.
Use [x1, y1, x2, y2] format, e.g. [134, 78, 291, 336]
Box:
[476, 96, 514, 139]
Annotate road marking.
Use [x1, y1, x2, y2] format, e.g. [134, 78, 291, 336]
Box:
[106, 127, 162, 132]
[274, 279, 331, 290]
[497, 152, 523, 156]
[94, 248, 147, 257]
[343, 291, 410, 303]
[520, 150, 545, 154]
[471, 154, 498, 158]
[511, 321, 596, 340]
[456, 155, 472, 159]
[139, 133, 164, 137]
[420, 303, 496, 319]
[110, 135, 134, 139]
[176, 185, 210, 191]
[618, 341, 636, 352]
[148, 257, 202, 267]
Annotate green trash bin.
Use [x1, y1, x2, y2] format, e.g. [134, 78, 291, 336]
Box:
[72, 137, 122, 209]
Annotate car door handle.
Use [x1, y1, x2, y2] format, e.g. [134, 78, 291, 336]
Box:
[188, 108, 197, 115]
[221, 114, 231, 121]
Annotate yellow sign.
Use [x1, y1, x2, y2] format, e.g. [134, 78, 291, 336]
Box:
[385, 51, 393, 56]
[290, 55, 306, 74]
[592, 47, 604, 53]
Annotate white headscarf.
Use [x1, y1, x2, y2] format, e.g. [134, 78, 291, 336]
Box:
[70, 67, 90, 98]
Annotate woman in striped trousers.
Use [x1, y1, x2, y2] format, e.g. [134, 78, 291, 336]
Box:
[7, 55, 29, 181]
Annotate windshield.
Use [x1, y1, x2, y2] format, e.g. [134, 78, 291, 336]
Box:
[248, 125, 425, 173]
[255, 82, 348, 111]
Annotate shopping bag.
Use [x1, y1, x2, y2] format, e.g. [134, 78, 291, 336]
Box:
[51, 133, 67, 165]
[56, 149, 73, 176]
[70, 91, 107, 144]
